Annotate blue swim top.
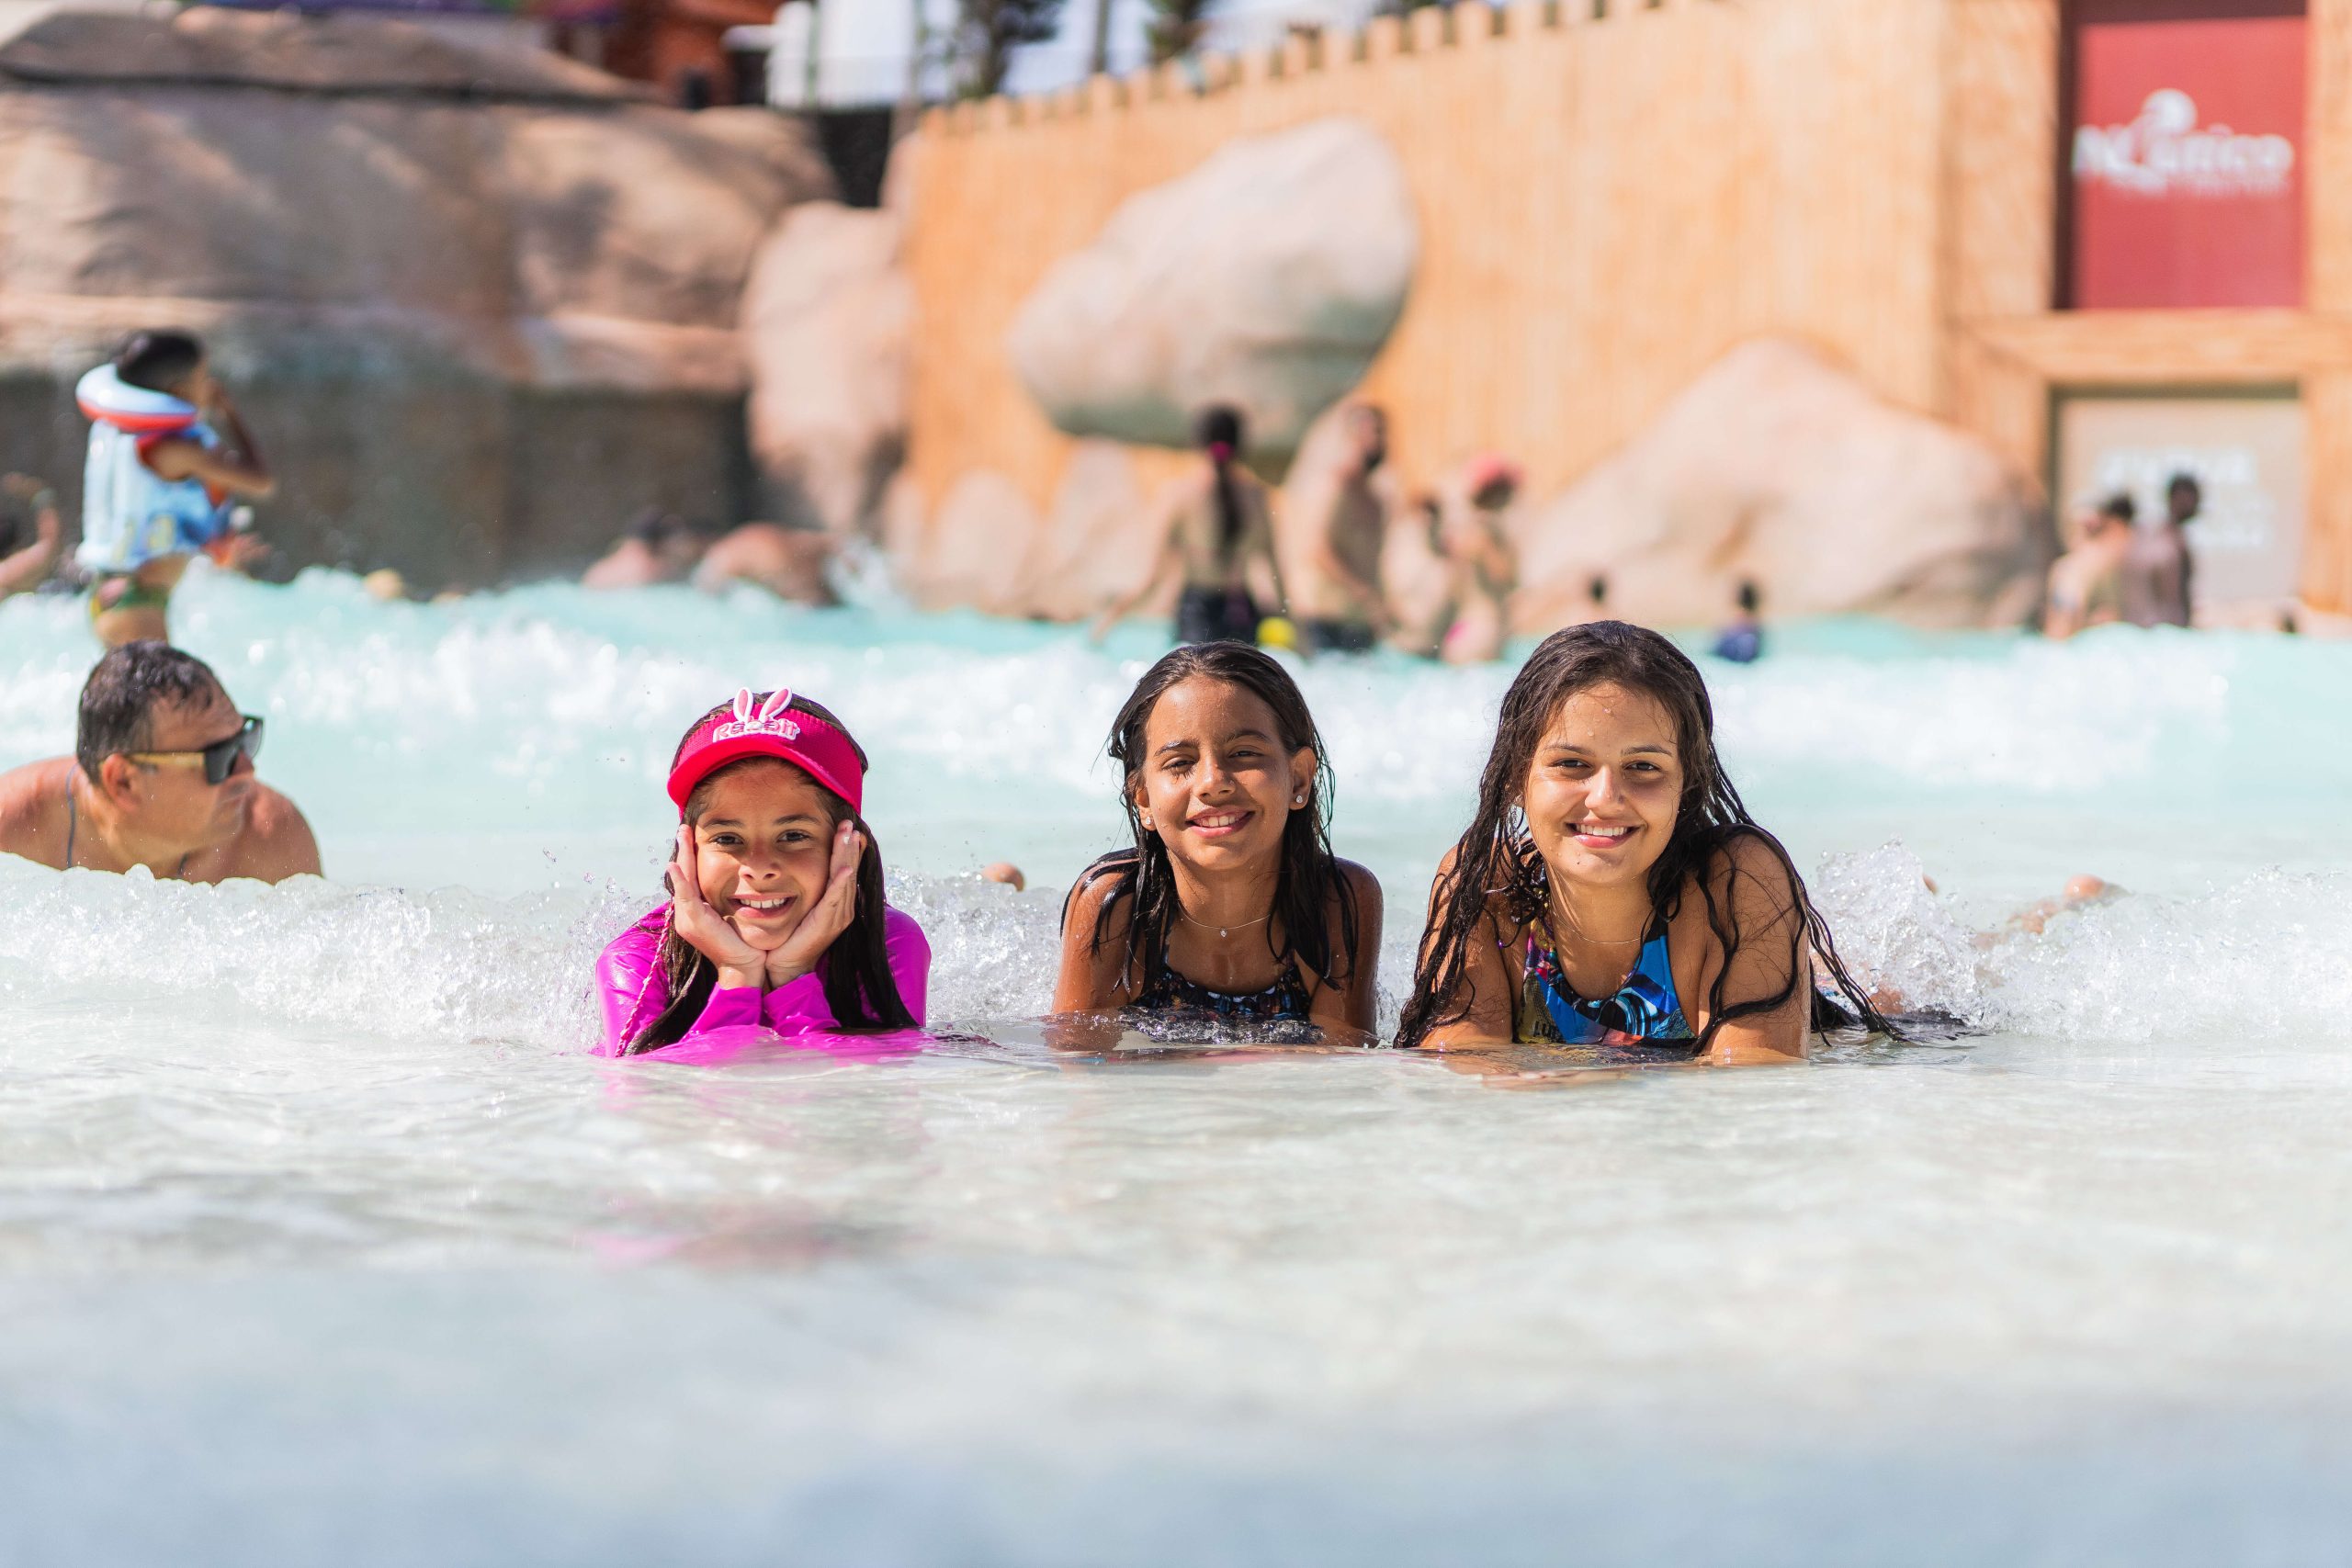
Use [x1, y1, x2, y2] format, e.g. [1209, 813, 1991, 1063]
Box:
[1516, 928, 1695, 1046]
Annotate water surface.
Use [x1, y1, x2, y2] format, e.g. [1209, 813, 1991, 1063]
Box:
[0, 566, 2346, 1564]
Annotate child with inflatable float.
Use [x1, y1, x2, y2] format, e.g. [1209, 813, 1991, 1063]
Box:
[600, 624, 1910, 1073]
[73, 329, 275, 648]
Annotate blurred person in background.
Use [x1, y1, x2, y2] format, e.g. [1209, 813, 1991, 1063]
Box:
[1283, 402, 1396, 654]
[1427, 454, 1519, 665]
[693, 522, 839, 606]
[584, 511, 837, 605]
[1092, 403, 1284, 647]
[2120, 475, 2196, 629]
[583, 510, 706, 589]
[0, 473, 62, 602]
[1712, 580, 1766, 664]
[2043, 494, 2133, 639]
[75, 329, 276, 649]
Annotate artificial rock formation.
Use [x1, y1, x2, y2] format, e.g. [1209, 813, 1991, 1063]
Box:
[0, 8, 831, 587]
[741, 200, 910, 537]
[1006, 116, 1417, 456]
[1511, 339, 2053, 630]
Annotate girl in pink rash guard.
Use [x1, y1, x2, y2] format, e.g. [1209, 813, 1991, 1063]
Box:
[594, 686, 929, 1057]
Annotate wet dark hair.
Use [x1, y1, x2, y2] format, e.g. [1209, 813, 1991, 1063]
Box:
[626, 508, 686, 547]
[1397, 621, 1890, 1052]
[115, 330, 206, 395]
[1196, 403, 1246, 554]
[626, 693, 914, 1053]
[1064, 643, 1362, 999]
[77, 641, 223, 783]
[2098, 491, 2136, 524]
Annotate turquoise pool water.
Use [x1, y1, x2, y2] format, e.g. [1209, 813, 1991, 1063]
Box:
[0, 564, 2346, 1563]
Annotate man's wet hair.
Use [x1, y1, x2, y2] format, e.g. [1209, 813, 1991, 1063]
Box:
[2098, 491, 2136, 524]
[114, 330, 206, 395]
[77, 641, 223, 783]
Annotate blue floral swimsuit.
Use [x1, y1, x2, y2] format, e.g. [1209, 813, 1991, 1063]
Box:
[1516, 930, 1696, 1046]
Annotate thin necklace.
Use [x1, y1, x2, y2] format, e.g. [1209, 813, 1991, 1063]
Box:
[1180, 908, 1269, 942]
[1549, 888, 1648, 949]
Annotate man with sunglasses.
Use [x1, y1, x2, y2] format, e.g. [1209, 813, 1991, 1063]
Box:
[0, 642, 318, 883]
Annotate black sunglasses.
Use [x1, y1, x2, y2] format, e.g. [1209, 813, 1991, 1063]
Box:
[126, 714, 265, 786]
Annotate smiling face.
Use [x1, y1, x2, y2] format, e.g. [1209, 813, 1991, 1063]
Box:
[688, 759, 842, 947]
[123, 680, 256, 852]
[1132, 676, 1314, 880]
[1519, 682, 1685, 896]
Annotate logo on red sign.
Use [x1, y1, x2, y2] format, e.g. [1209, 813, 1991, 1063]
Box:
[2074, 88, 2295, 199]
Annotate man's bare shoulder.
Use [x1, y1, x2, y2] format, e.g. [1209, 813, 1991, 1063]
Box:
[0, 757, 71, 867]
[224, 784, 322, 883]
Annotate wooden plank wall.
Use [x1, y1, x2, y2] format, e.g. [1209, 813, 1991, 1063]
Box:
[899, 0, 1951, 524]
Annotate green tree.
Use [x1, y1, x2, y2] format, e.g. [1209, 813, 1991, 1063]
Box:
[1144, 0, 1215, 64]
[954, 0, 1065, 96]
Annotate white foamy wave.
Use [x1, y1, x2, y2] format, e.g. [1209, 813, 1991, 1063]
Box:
[1814, 841, 2352, 1042]
[0, 854, 1067, 1052]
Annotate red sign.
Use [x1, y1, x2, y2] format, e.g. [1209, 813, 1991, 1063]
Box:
[2068, 10, 2306, 309]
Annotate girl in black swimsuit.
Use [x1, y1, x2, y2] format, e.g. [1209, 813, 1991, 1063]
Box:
[1053, 643, 1383, 1036]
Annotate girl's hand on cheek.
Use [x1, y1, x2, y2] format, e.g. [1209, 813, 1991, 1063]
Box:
[764, 821, 864, 990]
[667, 825, 768, 990]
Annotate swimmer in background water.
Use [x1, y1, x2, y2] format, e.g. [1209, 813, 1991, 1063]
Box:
[582, 510, 705, 589]
[583, 511, 838, 605]
[1091, 404, 1285, 647]
[692, 522, 839, 606]
[76, 330, 276, 649]
[0, 474, 62, 602]
[1400, 621, 1889, 1069]
[1711, 580, 1765, 664]
[2043, 495, 2132, 640]
[594, 687, 928, 1056]
[1054, 642, 1382, 1037]
[1280, 403, 1396, 655]
[1435, 456, 1519, 664]
[0, 641, 319, 883]
[1386, 457, 1520, 663]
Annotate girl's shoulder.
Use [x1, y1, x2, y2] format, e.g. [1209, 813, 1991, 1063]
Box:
[878, 902, 930, 952]
[603, 902, 671, 955]
[1668, 828, 1805, 943]
[1329, 857, 1385, 916]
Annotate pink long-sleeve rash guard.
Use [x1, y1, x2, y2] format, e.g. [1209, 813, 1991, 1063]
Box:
[594, 904, 931, 1058]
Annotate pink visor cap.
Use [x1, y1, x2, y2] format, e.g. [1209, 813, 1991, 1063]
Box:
[666, 687, 864, 817]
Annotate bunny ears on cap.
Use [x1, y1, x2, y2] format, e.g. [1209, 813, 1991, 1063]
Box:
[666, 686, 865, 816]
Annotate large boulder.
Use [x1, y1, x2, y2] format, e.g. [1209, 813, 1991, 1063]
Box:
[1006, 116, 1417, 456]
[1016, 440, 1158, 622]
[1512, 339, 2054, 630]
[909, 468, 1037, 614]
[0, 9, 831, 588]
[741, 201, 910, 536]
